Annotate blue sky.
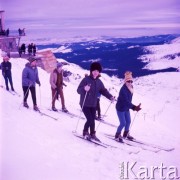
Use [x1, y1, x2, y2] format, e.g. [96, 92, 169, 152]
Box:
[1, 0, 180, 37]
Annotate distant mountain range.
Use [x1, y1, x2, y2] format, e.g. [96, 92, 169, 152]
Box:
[37, 34, 180, 78]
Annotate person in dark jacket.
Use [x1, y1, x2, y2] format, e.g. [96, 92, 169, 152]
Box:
[1, 55, 14, 91]
[115, 71, 141, 142]
[21, 43, 26, 54]
[22, 57, 41, 111]
[77, 62, 115, 141]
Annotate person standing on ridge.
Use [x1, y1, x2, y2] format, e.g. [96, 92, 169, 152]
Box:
[115, 71, 141, 143]
[22, 57, 41, 111]
[1, 54, 14, 91]
[77, 62, 115, 141]
[50, 62, 68, 112]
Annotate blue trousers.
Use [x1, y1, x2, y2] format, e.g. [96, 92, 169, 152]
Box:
[116, 110, 131, 134]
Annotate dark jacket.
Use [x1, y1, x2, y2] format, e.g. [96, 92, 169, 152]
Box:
[77, 75, 113, 107]
[1, 61, 12, 76]
[116, 84, 134, 111]
[22, 63, 40, 87]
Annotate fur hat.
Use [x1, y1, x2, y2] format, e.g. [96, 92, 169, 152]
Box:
[57, 62, 63, 68]
[124, 71, 133, 82]
[90, 62, 102, 72]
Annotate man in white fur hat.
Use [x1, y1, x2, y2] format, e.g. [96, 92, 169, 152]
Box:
[115, 71, 141, 143]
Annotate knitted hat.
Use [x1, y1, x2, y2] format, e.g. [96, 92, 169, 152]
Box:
[28, 56, 37, 64]
[90, 62, 102, 72]
[124, 71, 133, 82]
[57, 62, 63, 68]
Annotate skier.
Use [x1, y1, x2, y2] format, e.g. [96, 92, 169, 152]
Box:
[22, 57, 41, 111]
[77, 62, 115, 141]
[50, 62, 68, 112]
[115, 71, 141, 142]
[1, 54, 14, 91]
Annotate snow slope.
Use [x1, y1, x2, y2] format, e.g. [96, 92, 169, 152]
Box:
[140, 37, 180, 71]
[0, 40, 180, 180]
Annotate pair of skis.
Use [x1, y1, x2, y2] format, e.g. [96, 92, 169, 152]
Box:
[74, 132, 174, 154]
[23, 106, 58, 121]
[104, 134, 174, 153]
[0, 85, 21, 97]
[73, 132, 140, 154]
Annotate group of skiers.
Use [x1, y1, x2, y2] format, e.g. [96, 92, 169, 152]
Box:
[1, 54, 142, 142]
[77, 62, 141, 142]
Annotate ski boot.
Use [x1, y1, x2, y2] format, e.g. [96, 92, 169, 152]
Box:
[90, 131, 101, 142]
[123, 131, 134, 141]
[34, 105, 39, 111]
[83, 131, 91, 140]
[115, 132, 124, 143]
[52, 107, 58, 111]
[23, 102, 29, 108]
[62, 107, 68, 113]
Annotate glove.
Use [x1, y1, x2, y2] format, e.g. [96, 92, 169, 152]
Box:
[84, 84, 91, 92]
[110, 96, 116, 103]
[132, 103, 141, 112]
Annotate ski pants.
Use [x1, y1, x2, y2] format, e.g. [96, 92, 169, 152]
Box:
[116, 110, 131, 134]
[82, 106, 96, 134]
[3, 73, 14, 90]
[23, 86, 37, 106]
[51, 87, 65, 109]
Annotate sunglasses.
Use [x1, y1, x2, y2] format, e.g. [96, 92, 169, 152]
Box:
[126, 80, 133, 83]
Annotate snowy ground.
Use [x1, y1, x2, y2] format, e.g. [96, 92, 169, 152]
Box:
[0, 38, 180, 180]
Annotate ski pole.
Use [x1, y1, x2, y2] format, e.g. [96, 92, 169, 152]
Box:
[96, 101, 112, 131]
[38, 85, 42, 107]
[129, 111, 138, 134]
[19, 84, 31, 109]
[73, 91, 88, 133]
